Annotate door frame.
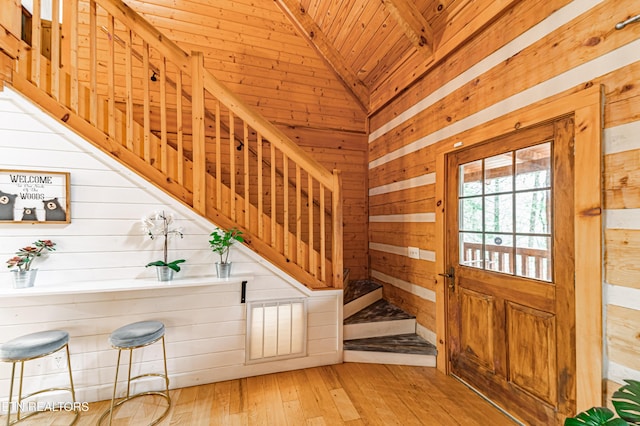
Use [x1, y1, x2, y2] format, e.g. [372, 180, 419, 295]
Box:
[434, 85, 603, 412]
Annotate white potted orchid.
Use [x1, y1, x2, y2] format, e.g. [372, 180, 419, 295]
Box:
[141, 210, 185, 281]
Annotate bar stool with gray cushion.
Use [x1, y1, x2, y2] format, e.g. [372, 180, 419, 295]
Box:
[99, 320, 170, 425]
[0, 330, 78, 426]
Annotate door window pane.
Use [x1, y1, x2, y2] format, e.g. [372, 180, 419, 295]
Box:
[460, 232, 483, 268]
[485, 194, 513, 233]
[516, 143, 551, 190]
[460, 160, 483, 196]
[516, 190, 550, 234]
[516, 236, 551, 281]
[458, 142, 552, 282]
[485, 234, 513, 274]
[485, 152, 513, 194]
[460, 197, 483, 232]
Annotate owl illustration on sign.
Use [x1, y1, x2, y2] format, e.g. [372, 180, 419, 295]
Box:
[0, 190, 18, 221]
[22, 207, 38, 221]
[43, 198, 66, 221]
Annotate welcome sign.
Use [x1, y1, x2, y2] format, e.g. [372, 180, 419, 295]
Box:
[0, 169, 70, 223]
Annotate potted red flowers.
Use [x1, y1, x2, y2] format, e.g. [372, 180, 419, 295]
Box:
[6, 239, 56, 288]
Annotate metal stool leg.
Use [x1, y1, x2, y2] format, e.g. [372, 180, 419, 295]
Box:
[64, 344, 77, 407]
[161, 336, 170, 399]
[5, 363, 16, 426]
[107, 349, 122, 425]
[16, 362, 24, 423]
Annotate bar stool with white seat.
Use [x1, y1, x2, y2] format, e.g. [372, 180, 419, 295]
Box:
[99, 320, 171, 425]
[0, 330, 78, 426]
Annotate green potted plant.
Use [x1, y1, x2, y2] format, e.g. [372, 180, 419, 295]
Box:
[208, 227, 243, 278]
[142, 210, 185, 281]
[565, 379, 640, 425]
[6, 239, 56, 288]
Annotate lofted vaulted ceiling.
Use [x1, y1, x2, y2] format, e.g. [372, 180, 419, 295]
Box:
[126, 0, 517, 136]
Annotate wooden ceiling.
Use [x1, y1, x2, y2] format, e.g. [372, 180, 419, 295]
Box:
[126, 0, 516, 135]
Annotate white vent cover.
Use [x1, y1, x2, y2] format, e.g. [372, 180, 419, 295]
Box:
[246, 298, 307, 363]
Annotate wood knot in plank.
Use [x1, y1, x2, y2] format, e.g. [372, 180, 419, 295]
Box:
[580, 207, 601, 217]
[584, 37, 601, 47]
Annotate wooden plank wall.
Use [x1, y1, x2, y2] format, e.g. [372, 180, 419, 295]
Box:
[367, 0, 640, 389]
[0, 87, 342, 403]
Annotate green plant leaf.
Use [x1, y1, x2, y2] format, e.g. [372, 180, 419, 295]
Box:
[145, 259, 186, 272]
[166, 259, 186, 272]
[612, 380, 640, 424]
[564, 407, 625, 426]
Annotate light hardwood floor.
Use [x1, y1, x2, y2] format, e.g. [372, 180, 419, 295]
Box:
[2, 363, 518, 425]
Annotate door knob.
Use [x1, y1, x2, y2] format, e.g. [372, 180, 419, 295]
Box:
[438, 267, 455, 291]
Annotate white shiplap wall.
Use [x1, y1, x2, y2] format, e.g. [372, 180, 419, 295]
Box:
[0, 87, 342, 405]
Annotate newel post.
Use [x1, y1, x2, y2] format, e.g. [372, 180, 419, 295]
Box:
[191, 51, 206, 214]
[331, 169, 343, 288]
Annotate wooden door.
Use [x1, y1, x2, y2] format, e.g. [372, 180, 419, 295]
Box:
[445, 118, 576, 425]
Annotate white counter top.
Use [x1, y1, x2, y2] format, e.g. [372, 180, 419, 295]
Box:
[0, 275, 253, 297]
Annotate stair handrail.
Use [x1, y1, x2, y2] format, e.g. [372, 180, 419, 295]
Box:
[97, 0, 335, 190]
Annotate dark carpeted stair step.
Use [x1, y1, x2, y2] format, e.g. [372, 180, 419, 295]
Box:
[343, 333, 437, 366]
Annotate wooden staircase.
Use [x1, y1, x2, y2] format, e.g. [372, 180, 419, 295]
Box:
[0, 0, 343, 290]
[343, 280, 437, 366]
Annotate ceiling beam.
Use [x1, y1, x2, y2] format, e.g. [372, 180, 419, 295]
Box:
[274, 0, 369, 112]
[381, 0, 434, 55]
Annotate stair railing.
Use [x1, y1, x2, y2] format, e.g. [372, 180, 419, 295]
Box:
[13, 0, 343, 288]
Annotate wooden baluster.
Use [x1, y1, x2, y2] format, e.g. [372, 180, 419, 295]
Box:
[159, 57, 167, 174]
[332, 169, 343, 288]
[296, 164, 302, 266]
[257, 134, 264, 239]
[125, 29, 133, 150]
[244, 122, 250, 230]
[89, 0, 97, 125]
[283, 154, 289, 259]
[308, 174, 315, 277]
[176, 68, 184, 184]
[142, 41, 150, 163]
[69, 0, 78, 113]
[191, 51, 206, 214]
[107, 14, 116, 138]
[271, 142, 276, 247]
[50, 0, 60, 100]
[215, 100, 222, 210]
[229, 111, 236, 221]
[31, 0, 41, 87]
[320, 183, 326, 283]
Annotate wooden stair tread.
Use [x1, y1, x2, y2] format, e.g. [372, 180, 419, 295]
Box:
[344, 279, 382, 304]
[344, 299, 414, 325]
[344, 333, 437, 355]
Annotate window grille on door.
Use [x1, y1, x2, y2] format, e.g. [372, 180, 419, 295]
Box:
[458, 142, 553, 281]
[246, 298, 307, 363]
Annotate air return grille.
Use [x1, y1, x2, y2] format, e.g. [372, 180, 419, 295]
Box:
[246, 299, 307, 363]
